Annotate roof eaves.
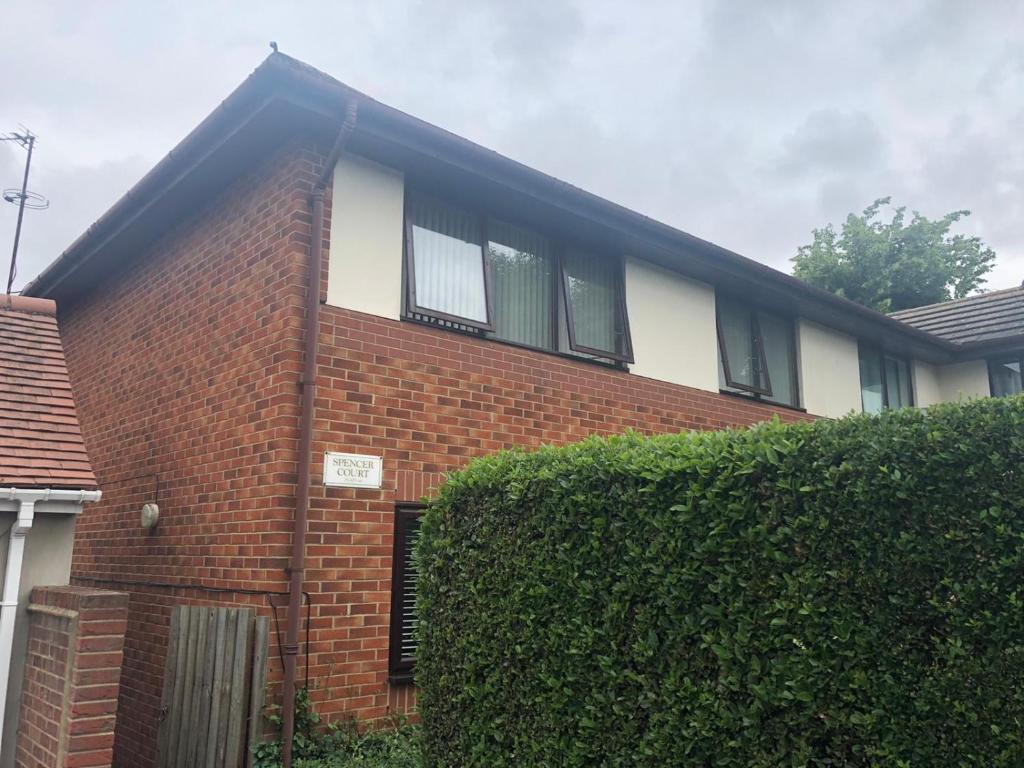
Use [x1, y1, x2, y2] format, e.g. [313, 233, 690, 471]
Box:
[24, 52, 958, 358]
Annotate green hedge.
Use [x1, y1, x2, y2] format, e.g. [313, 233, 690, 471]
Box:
[417, 397, 1024, 767]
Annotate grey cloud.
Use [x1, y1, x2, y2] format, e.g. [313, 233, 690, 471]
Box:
[0, 0, 1021, 292]
[0, 154, 151, 291]
[774, 109, 887, 179]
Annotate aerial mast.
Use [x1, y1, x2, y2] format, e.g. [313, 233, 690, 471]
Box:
[2, 129, 49, 294]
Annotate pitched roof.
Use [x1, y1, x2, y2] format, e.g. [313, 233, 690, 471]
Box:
[0, 295, 97, 489]
[890, 285, 1024, 347]
[21, 53, 959, 364]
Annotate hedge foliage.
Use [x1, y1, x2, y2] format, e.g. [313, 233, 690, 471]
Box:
[417, 397, 1024, 767]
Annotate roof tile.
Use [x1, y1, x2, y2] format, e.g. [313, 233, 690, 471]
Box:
[0, 299, 97, 489]
[891, 286, 1024, 346]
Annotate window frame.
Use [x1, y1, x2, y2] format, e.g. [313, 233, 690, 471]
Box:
[559, 249, 635, 364]
[859, 344, 915, 412]
[716, 299, 800, 407]
[403, 195, 496, 332]
[401, 188, 634, 366]
[716, 305, 773, 397]
[388, 503, 425, 685]
[987, 351, 1024, 397]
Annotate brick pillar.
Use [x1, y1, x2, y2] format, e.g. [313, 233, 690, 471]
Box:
[14, 586, 128, 768]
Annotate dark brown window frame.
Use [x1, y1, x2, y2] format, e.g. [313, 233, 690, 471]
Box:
[858, 344, 915, 411]
[987, 351, 1024, 397]
[716, 302, 773, 398]
[560, 250, 635, 363]
[401, 188, 634, 366]
[389, 503, 425, 685]
[404, 194, 495, 332]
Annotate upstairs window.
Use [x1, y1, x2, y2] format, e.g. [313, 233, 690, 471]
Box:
[716, 297, 798, 407]
[562, 248, 633, 362]
[487, 219, 556, 349]
[389, 504, 424, 684]
[989, 354, 1023, 397]
[406, 194, 493, 330]
[404, 192, 633, 364]
[859, 346, 913, 413]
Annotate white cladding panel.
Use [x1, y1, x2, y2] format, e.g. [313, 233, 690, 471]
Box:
[326, 154, 405, 319]
[913, 360, 942, 407]
[625, 258, 719, 393]
[937, 360, 990, 402]
[797, 320, 862, 418]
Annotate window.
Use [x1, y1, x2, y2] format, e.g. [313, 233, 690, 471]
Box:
[561, 248, 633, 362]
[487, 219, 556, 349]
[716, 297, 798, 407]
[989, 353, 1024, 397]
[404, 192, 633, 364]
[405, 194, 493, 330]
[859, 346, 913, 414]
[389, 504, 424, 683]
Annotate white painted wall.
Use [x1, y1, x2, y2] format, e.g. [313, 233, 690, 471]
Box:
[937, 360, 990, 402]
[326, 154, 405, 319]
[913, 360, 942, 407]
[625, 258, 719, 392]
[321, 153, 999, 414]
[796, 320, 862, 418]
[0, 513, 76, 768]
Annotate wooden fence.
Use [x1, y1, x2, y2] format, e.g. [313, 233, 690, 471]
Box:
[156, 606, 270, 768]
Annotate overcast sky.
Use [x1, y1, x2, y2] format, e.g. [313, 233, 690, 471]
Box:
[1, 1, 1022, 294]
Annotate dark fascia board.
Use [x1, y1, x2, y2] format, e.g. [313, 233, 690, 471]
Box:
[26, 52, 958, 363]
[24, 56, 343, 303]
[953, 332, 1024, 360]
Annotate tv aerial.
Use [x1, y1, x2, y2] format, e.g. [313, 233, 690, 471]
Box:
[1, 128, 48, 294]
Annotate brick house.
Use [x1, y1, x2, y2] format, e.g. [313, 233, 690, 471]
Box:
[22, 53, 1023, 766]
[0, 295, 113, 767]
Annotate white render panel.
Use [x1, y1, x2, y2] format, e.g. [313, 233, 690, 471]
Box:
[937, 360, 991, 402]
[625, 258, 718, 392]
[913, 360, 942, 407]
[797, 320, 861, 418]
[326, 154, 405, 319]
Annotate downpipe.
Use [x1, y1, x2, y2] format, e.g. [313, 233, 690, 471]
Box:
[0, 487, 101, 757]
[280, 98, 359, 768]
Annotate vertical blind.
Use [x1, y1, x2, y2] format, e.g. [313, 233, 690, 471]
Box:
[408, 194, 489, 324]
[562, 248, 619, 355]
[390, 507, 423, 679]
[404, 190, 632, 363]
[859, 350, 885, 414]
[859, 347, 912, 413]
[718, 298, 761, 391]
[884, 355, 912, 409]
[759, 312, 796, 406]
[487, 219, 554, 348]
[717, 298, 797, 406]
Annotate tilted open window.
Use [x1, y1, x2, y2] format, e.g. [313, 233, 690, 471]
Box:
[389, 504, 424, 684]
[717, 296, 798, 407]
[405, 193, 493, 330]
[561, 248, 634, 362]
[403, 191, 633, 365]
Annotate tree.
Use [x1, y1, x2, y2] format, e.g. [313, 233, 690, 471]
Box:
[792, 197, 996, 312]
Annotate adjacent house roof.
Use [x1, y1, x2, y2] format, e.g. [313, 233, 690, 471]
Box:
[891, 285, 1024, 349]
[0, 295, 97, 489]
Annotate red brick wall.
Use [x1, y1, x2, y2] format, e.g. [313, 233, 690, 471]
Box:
[57, 137, 814, 764]
[302, 306, 812, 722]
[15, 585, 129, 768]
[57, 139, 318, 767]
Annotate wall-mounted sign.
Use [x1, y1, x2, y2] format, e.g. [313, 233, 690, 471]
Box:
[323, 452, 383, 489]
